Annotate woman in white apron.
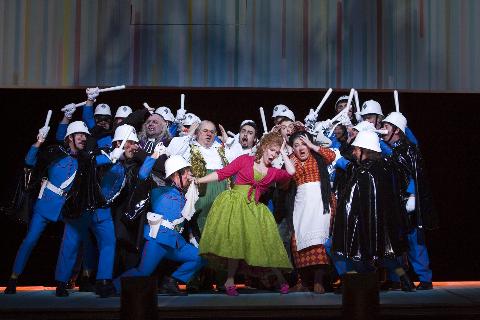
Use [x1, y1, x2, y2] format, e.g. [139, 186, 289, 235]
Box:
[285, 129, 336, 294]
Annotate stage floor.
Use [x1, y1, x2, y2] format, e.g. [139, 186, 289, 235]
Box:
[1, 282, 480, 319]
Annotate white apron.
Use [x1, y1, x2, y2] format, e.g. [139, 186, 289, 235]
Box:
[293, 181, 331, 251]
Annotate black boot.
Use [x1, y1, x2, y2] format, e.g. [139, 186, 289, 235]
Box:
[78, 275, 95, 292]
[400, 274, 416, 292]
[158, 276, 187, 296]
[4, 278, 17, 294]
[56, 281, 69, 297]
[416, 281, 433, 290]
[65, 278, 76, 290]
[380, 280, 401, 291]
[95, 280, 117, 298]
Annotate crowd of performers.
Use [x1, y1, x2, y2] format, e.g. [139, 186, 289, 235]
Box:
[3, 87, 438, 298]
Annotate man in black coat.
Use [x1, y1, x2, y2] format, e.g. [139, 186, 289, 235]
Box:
[382, 112, 438, 290]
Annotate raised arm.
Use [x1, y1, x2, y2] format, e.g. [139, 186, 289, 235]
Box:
[26, 126, 50, 167]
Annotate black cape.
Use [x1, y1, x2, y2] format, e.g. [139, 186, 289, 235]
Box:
[391, 141, 439, 231]
[332, 158, 408, 262]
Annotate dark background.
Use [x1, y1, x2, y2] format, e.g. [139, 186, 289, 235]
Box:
[1, 88, 479, 285]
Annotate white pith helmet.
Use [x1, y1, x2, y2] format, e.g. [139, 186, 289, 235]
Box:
[335, 95, 349, 105]
[272, 104, 295, 121]
[112, 124, 139, 143]
[360, 100, 384, 116]
[115, 106, 132, 118]
[154, 106, 175, 122]
[94, 103, 112, 116]
[240, 120, 256, 128]
[335, 95, 356, 111]
[382, 112, 407, 133]
[351, 130, 381, 152]
[182, 113, 201, 126]
[65, 121, 90, 139]
[352, 120, 376, 132]
[164, 155, 191, 178]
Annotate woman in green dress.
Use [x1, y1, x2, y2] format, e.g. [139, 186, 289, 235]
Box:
[195, 132, 296, 296]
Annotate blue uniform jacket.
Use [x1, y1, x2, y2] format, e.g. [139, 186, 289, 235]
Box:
[26, 145, 78, 222]
[83, 105, 112, 148]
[144, 186, 187, 249]
[83, 154, 126, 221]
[139, 156, 187, 248]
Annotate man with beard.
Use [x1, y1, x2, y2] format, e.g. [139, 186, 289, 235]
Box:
[54, 125, 140, 298]
[381, 112, 438, 291]
[138, 113, 171, 155]
[225, 120, 258, 162]
[4, 121, 90, 294]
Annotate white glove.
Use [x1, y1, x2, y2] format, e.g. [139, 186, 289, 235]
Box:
[176, 108, 186, 122]
[315, 119, 333, 132]
[406, 195, 416, 213]
[304, 108, 318, 126]
[314, 130, 332, 147]
[37, 126, 50, 142]
[109, 147, 124, 162]
[337, 113, 352, 127]
[189, 237, 199, 248]
[86, 87, 99, 101]
[62, 103, 76, 119]
[153, 142, 168, 156]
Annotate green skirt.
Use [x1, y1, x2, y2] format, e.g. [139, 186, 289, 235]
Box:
[199, 185, 293, 271]
[195, 169, 228, 232]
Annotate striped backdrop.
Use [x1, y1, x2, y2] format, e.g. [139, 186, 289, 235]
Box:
[0, 0, 478, 91]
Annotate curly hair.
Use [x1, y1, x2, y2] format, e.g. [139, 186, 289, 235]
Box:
[254, 131, 284, 162]
[138, 114, 171, 142]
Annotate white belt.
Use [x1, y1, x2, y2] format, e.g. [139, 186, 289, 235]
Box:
[38, 180, 67, 199]
[147, 212, 185, 239]
[161, 217, 185, 230]
[37, 171, 76, 199]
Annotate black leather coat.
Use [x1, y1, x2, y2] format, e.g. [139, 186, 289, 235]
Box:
[332, 158, 407, 262]
[391, 140, 439, 231]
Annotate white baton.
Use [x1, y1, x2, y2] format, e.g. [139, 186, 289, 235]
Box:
[259, 107, 268, 134]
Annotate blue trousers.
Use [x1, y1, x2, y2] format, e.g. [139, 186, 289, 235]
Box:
[113, 240, 204, 292]
[55, 209, 116, 282]
[345, 257, 402, 274]
[12, 213, 54, 275]
[387, 228, 432, 282]
[325, 238, 404, 276]
[324, 237, 347, 276]
[70, 231, 98, 277]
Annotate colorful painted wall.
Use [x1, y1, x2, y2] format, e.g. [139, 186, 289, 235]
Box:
[0, 0, 478, 91]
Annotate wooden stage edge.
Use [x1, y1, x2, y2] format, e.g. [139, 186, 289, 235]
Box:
[0, 281, 480, 319]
